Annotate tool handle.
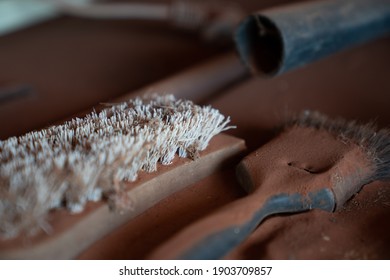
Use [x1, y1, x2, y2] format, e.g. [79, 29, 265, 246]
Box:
[149, 194, 263, 259]
[149, 189, 334, 259]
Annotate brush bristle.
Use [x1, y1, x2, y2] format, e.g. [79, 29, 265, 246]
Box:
[0, 95, 234, 239]
[289, 110, 390, 183]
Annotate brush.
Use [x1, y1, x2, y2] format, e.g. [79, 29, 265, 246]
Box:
[0, 94, 238, 241]
[149, 110, 390, 259]
[0, 94, 247, 259]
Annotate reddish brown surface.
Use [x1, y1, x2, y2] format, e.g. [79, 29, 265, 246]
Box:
[81, 36, 390, 259]
[0, 18, 225, 139]
[78, 168, 246, 259]
[211, 37, 390, 152]
[214, 37, 390, 259]
[148, 122, 384, 259]
[226, 181, 390, 259]
[225, 126, 390, 260]
[1, 0, 389, 259]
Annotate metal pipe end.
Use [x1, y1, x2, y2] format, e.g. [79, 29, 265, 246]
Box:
[235, 14, 283, 76]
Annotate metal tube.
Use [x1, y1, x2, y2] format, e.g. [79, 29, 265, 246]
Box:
[235, 0, 390, 76]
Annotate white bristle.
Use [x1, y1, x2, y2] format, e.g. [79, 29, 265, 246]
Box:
[0, 95, 233, 238]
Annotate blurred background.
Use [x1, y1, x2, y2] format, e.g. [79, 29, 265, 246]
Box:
[0, 0, 297, 139]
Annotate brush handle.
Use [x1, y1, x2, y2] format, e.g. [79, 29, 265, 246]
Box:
[150, 189, 334, 260]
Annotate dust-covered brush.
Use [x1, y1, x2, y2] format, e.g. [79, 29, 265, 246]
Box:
[0, 95, 236, 240]
[286, 111, 390, 208]
[149, 110, 390, 259]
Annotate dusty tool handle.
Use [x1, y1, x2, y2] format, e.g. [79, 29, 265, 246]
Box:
[235, 0, 390, 75]
[149, 188, 334, 259]
[148, 194, 264, 259]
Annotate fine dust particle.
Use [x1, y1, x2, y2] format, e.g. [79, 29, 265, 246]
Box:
[321, 233, 331, 242]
